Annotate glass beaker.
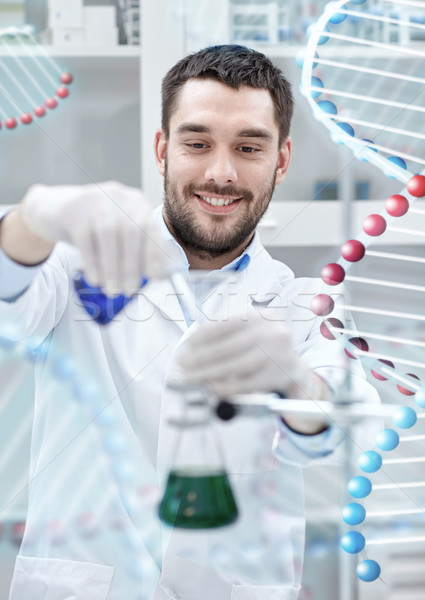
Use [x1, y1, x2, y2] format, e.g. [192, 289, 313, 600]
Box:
[158, 267, 241, 529]
[158, 383, 238, 529]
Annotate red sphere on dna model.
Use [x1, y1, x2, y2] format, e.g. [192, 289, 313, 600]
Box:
[345, 337, 369, 360]
[385, 194, 409, 217]
[370, 359, 395, 381]
[34, 106, 46, 118]
[320, 317, 344, 340]
[20, 113, 33, 125]
[341, 240, 365, 262]
[407, 175, 425, 198]
[321, 263, 345, 285]
[397, 373, 420, 396]
[362, 214, 387, 236]
[56, 86, 69, 99]
[45, 98, 58, 109]
[5, 117, 17, 129]
[60, 72, 73, 85]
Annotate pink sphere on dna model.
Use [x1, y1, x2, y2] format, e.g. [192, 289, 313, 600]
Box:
[310, 294, 335, 316]
[345, 337, 369, 360]
[45, 98, 58, 109]
[385, 194, 409, 217]
[34, 106, 46, 118]
[60, 72, 73, 85]
[370, 359, 395, 381]
[407, 174, 425, 198]
[362, 214, 387, 236]
[5, 117, 17, 129]
[321, 263, 345, 285]
[20, 113, 33, 125]
[320, 317, 344, 340]
[341, 240, 366, 262]
[56, 86, 69, 99]
[397, 373, 420, 396]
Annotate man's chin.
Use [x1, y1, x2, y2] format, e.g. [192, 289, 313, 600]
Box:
[187, 242, 235, 258]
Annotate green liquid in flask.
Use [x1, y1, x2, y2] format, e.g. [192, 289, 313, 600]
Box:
[158, 468, 238, 529]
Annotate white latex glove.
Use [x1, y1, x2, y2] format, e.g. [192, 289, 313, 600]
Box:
[21, 181, 174, 295]
[177, 312, 318, 400]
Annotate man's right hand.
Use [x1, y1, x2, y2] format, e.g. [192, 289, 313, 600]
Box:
[10, 181, 171, 296]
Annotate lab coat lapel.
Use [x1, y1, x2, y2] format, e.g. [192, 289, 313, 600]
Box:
[142, 277, 189, 333]
[241, 243, 294, 307]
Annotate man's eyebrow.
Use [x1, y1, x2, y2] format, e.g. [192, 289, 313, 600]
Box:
[175, 123, 274, 141]
[236, 128, 273, 141]
[176, 122, 211, 135]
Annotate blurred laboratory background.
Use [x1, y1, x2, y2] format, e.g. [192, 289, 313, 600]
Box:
[0, 1, 424, 599]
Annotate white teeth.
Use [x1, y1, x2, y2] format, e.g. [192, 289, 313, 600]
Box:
[199, 195, 237, 207]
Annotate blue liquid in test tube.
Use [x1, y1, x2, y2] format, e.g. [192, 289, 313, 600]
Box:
[73, 272, 148, 325]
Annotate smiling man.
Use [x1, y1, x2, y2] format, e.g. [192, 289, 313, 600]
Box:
[0, 45, 378, 600]
[158, 81, 289, 267]
[156, 53, 291, 271]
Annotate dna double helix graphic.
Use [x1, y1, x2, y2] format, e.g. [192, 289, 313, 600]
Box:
[300, 0, 425, 585]
[2, 2, 425, 595]
[0, 331, 162, 597]
[0, 26, 72, 129]
[0, 30, 163, 598]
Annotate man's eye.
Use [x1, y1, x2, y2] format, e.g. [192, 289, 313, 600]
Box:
[238, 146, 256, 153]
[189, 143, 207, 149]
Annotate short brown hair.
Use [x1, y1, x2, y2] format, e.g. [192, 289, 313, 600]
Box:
[161, 44, 294, 146]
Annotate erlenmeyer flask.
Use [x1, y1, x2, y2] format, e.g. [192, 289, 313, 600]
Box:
[158, 386, 238, 529]
[73, 272, 149, 325]
[158, 269, 240, 529]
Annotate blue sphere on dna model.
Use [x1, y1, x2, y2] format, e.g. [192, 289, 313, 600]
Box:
[356, 559, 381, 582]
[341, 531, 365, 554]
[358, 450, 382, 473]
[347, 476, 372, 498]
[415, 387, 425, 408]
[376, 428, 399, 451]
[342, 502, 366, 525]
[392, 406, 417, 429]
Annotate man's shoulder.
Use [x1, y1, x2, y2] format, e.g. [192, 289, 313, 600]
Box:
[249, 241, 331, 293]
[249, 249, 333, 300]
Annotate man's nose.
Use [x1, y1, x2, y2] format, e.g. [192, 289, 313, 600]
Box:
[204, 149, 238, 185]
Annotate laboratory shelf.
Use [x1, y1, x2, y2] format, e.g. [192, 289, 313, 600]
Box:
[258, 200, 425, 247]
[0, 45, 141, 58]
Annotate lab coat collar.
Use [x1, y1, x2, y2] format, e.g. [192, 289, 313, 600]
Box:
[142, 206, 294, 325]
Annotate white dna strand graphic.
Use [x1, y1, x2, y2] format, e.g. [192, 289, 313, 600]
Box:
[0, 31, 164, 598]
[0, 26, 72, 129]
[0, 334, 163, 598]
[300, 0, 425, 586]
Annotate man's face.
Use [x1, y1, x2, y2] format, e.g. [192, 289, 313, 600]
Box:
[155, 79, 291, 259]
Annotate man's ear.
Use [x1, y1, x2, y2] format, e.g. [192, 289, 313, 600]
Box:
[154, 128, 167, 176]
[275, 137, 292, 185]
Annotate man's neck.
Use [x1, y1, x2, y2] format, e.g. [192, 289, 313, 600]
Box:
[160, 209, 253, 270]
[184, 239, 252, 270]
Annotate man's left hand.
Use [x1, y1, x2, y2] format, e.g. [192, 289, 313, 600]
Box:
[178, 313, 318, 400]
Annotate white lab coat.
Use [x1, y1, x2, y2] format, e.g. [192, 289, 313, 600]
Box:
[0, 208, 378, 600]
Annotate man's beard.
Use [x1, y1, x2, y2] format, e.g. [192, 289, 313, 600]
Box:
[163, 165, 277, 260]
